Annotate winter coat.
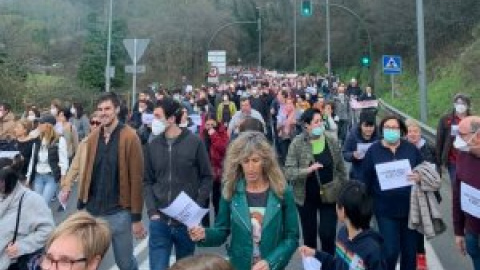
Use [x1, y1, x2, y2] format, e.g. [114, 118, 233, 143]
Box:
[436, 112, 466, 167]
[216, 102, 237, 124]
[0, 112, 16, 140]
[207, 125, 228, 182]
[285, 132, 348, 205]
[199, 179, 299, 270]
[0, 184, 54, 269]
[408, 162, 446, 238]
[342, 125, 379, 180]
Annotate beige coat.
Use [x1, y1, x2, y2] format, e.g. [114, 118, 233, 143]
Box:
[0, 112, 16, 140]
[61, 139, 87, 191]
[408, 162, 446, 238]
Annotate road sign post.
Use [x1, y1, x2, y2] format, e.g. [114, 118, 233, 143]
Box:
[383, 55, 402, 99]
[123, 38, 149, 108]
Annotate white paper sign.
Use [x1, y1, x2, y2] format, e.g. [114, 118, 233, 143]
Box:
[356, 143, 373, 159]
[375, 159, 412, 191]
[0, 151, 20, 159]
[302, 256, 322, 270]
[159, 191, 209, 228]
[461, 182, 480, 218]
[451, 125, 459, 136]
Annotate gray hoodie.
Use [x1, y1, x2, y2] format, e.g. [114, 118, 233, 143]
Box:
[0, 184, 54, 269]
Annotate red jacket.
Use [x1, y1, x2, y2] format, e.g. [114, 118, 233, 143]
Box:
[208, 124, 228, 182]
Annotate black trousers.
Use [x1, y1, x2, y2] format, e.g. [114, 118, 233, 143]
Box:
[298, 178, 338, 255]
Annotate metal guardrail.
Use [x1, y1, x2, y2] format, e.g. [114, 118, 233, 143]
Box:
[377, 98, 437, 144]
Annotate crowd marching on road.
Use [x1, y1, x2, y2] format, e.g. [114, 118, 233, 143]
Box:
[1, 71, 480, 270]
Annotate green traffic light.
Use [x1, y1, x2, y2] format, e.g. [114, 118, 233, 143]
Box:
[361, 56, 370, 66]
[301, 0, 312, 17]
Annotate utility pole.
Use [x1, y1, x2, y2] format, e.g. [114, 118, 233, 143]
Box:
[105, 0, 113, 92]
[293, 0, 297, 73]
[326, 0, 331, 76]
[257, 7, 262, 70]
[416, 0, 428, 122]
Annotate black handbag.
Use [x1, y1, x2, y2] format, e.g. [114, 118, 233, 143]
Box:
[8, 193, 44, 270]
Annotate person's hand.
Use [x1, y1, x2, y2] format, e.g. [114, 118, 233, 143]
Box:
[208, 128, 216, 136]
[6, 242, 19, 258]
[132, 222, 147, 239]
[188, 226, 206, 242]
[252, 259, 270, 270]
[298, 245, 316, 257]
[307, 163, 323, 174]
[455, 236, 466, 256]
[270, 108, 275, 115]
[59, 189, 70, 204]
[408, 172, 421, 183]
[353, 151, 363, 160]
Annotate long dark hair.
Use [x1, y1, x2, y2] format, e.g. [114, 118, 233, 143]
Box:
[73, 102, 85, 119]
[0, 155, 24, 195]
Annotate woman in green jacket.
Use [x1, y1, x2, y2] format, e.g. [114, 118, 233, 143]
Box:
[189, 131, 299, 270]
[284, 108, 347, 255]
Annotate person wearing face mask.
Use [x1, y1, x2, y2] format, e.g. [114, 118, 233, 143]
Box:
[361, 116, 423, 270]
[285, 108, 347, 256]
[70, 102, 90, 141]
[277, 97, 297, 166]
[0, 156, 55, 270]
[26, 107, 41, 139]
[143, 97, 213, 270]
[436, 93, 471, 188]
[452, 116, 480, 270]
[216, 94, 237, 127]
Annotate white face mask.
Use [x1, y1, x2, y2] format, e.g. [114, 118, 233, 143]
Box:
[251, 89, 258, 96]
[27, 115, 36, 121]
[139, 107, 145, 113]
[50, 108, 58, 116]
[223, 96, 229, 102]
[151, 119, 166, 136]
[70, 107, 76, 115]
[179, 122, 188, 128]
[454, 130, 478, 152]
[455, 103, 467, 114]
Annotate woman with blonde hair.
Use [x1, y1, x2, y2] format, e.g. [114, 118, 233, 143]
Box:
[39, 211, 111, 270]
[26, 115, 69, 203]
[189, 131, 299, 270]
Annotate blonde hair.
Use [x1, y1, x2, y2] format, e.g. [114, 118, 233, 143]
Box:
[169, 254, 233, 270]
[40, 123, 59, 145]
[16, 119, 33, 135]
[222, 131, 286, 200]
[45, 211, 111, 263]
[405, 118, 421, 129]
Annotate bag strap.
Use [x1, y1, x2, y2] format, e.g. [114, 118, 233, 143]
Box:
[12, 192, 26, 244]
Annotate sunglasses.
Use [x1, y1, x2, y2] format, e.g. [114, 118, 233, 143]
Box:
[90, 120, 101, 126]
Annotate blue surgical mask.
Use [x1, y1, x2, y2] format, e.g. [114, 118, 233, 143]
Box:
[383, 129, 401, 144]
[311, 126, 325, 137]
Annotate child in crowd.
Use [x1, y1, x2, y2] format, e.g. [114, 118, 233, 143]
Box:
[299, 180, 386, 270]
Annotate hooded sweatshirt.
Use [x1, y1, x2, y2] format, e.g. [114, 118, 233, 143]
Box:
[342, 124, 379, 180]
[314, 226, 386, 270]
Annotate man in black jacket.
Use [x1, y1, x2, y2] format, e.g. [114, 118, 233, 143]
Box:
[143, 98, 213, 270]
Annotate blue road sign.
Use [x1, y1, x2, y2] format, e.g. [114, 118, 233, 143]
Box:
[383, 55, 402, 75]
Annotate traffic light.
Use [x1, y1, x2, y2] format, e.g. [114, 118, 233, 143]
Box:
[301, 0, 313, 17]
[361, 54, 370, 67]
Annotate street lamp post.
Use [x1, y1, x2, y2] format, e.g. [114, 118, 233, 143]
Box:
[293, 0, 297, 73]
[326, 0, 331, 76]
[105, 0, 113, 92]
[416, 0, 428, 122]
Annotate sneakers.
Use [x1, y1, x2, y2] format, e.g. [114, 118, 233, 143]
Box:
[416, 253, 427, 270]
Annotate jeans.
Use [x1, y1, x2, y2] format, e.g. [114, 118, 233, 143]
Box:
[149, 219, 195, 270]
[33, 173, 57, 203]
[376, 216, 419, 270]
[465, 233, 480, 270]
[98, 210, 138, 270]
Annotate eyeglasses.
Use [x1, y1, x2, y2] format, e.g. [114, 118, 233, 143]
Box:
[39, 254, 87, 270]
[90, 120, 101, 126]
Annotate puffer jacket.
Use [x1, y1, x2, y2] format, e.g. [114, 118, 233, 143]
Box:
[285, 132, 348, 205]
[199, 179, 299, 270]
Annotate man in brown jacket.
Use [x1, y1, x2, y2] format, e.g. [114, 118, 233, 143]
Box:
[0, 102, 16, 140]
[70, 92, 146, 270]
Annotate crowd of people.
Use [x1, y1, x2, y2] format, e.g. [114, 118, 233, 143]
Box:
[0, 72, 479, 270]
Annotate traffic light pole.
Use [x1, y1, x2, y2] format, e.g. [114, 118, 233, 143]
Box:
[416, 0, 428, 122]
[326, 0, 331, 76]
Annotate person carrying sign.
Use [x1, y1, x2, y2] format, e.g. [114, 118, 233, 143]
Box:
[452, 116, 480, 270]
[360, 116, 423, 270]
